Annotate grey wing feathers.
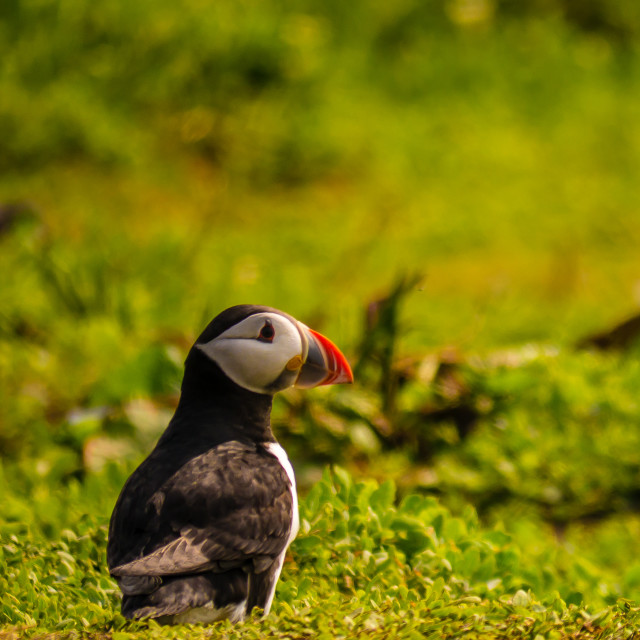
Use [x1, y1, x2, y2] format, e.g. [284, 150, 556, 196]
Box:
[111, 530, 218, 576]
[111, 527, 273, 577]
[118, 575, 162, 596]
[108, 441, 293, 581]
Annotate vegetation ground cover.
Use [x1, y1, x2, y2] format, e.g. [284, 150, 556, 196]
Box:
[2, 1, 640, 637]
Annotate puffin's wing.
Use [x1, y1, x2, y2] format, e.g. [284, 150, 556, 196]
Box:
[109, 441, 293, 578]
[110, 528, 238, 576]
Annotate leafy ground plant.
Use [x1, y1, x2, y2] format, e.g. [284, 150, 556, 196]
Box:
[2, 2, 640, 638]
[2, 469, 640, 639]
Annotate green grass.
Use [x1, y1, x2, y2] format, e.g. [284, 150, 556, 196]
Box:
[6, 343, 640, 636]
[4, 469, 640, 639]
[3, 0, 640, 636]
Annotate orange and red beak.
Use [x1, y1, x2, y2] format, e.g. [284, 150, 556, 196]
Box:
[295, 325, 354, 388]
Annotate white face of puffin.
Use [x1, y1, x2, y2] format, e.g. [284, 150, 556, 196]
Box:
[196, 312, 309, 395]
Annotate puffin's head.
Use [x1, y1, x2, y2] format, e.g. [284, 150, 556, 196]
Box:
[193, 305, 353, 395]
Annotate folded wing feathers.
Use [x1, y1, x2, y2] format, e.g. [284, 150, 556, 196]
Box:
[118, 575, 162, 596]
[109, 441, 295, 612]
[111, 531, 217, 576]
[111, 523, 286, 578]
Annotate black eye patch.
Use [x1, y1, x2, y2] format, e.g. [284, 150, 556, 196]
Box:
[258, 321, 275, 342]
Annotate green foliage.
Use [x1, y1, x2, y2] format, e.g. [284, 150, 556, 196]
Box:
[2, 0, 640, 637]
[3, 469, 640, 639]
[431, 351, 640, 522]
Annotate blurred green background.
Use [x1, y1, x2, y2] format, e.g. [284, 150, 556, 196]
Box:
[2, 0, 640, 619]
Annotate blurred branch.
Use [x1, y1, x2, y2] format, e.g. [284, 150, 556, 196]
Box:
[577, 311, 640, 351]
[354, 272, 423, 415]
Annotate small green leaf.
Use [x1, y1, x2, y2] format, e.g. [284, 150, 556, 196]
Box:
[512, 590, 531, 607]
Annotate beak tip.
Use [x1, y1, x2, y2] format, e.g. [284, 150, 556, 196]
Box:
[298, 326, 354, 388]
[321, 349, 353, 387]
[336, 365, 354, 386]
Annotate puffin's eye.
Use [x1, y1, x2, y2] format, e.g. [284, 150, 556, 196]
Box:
[258, 321, 275, 342]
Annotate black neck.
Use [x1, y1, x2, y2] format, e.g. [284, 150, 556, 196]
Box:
[162, 348, 275, 446]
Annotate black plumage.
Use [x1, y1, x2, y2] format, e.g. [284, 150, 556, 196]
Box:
[108, 307, 294, 621]
[108, 305, 352, 623]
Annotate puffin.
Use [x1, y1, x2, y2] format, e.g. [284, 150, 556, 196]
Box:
[107, 305, 353, 624]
